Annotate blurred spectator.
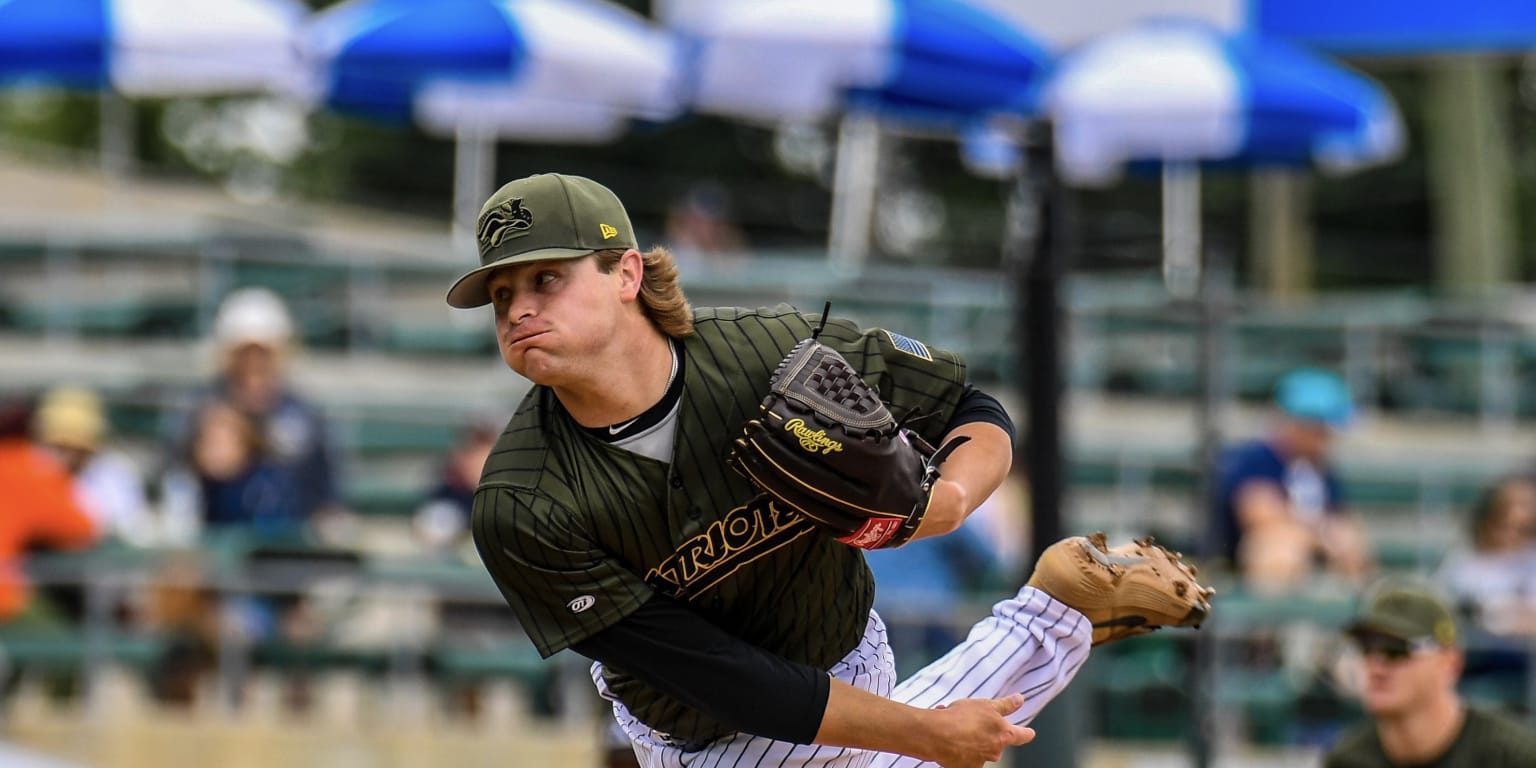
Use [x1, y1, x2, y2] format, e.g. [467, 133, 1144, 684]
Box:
[965, 472, 1031, 582]
[186, 401, 303, 537]
[163, 287, 349, 542]
[139, 555, 219, 708]
[864, 511, 1002, 678]
[1324, 578, 1536, 767]
[1435, 474, 1536, 638]
[154, 288, 351, 710]
[0, 401, 99, 630]
[663, 182, 747, 266]
[34, 385, 154, 547]
[413, 415, 501, 554]
[1212, 368, 1375, 594]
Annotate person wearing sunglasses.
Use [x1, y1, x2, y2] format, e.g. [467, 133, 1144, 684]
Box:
[1324, 579, 1536, 768]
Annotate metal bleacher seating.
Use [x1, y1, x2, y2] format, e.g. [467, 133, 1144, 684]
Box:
[6, 225, 1536, 743]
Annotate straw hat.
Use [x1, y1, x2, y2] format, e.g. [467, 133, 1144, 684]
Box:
[34, 386, 107, 451]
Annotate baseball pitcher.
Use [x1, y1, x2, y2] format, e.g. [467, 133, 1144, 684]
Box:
[448, 172, 1213, 768]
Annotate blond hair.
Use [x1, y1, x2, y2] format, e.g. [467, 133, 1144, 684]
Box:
[594, 247, 694, 338]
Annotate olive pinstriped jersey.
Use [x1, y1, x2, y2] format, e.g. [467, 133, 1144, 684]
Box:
[471, 304, 969, 742]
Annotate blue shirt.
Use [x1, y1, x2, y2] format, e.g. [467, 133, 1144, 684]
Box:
[865, 520, 999, 613]
[175, 382, 341, 521]
[200, 460, 304, 538]
[1212, 439, 1344, 565]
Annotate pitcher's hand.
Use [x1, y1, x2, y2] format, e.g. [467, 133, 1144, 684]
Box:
[925, 694, 1035, 768]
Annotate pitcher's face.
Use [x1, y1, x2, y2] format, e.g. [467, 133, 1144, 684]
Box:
[485, 255, 627, 385]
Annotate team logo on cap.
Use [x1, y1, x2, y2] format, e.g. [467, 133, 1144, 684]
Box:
[600, 223, 619, 240]
[477, 197, 534, 250]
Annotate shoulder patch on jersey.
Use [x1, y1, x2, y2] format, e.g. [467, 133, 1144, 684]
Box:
[883, 330, 933, 361]
[567, 595, 596, 614]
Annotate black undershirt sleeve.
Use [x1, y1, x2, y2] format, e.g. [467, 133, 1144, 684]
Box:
[571, 594, 831, 744]
[943, 384, 1016, 447]
[569, 387, 1006, 745]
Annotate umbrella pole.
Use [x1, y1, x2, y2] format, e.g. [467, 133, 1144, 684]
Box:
[453, 124, 497, 244]
[1189, 230, 1232, 768]
[1009, 126, 1083, 768]
[828, 112, 881, 275]
[99, 90, 134, 180]
[1163, 160, 1226, 768]
[1162, 163, 1200, 299]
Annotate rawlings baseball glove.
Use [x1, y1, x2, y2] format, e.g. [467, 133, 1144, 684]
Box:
[726, 338, 969, 550]
[1027, 532, 1216, 646]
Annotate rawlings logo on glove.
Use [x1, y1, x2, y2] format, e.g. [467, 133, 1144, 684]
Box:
[726, 336, 967, 550]
[785, 418, 844, 454]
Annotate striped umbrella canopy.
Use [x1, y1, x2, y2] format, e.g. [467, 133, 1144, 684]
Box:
[0, 0, 305, 177]
[1045, 18, 1404, 296]
[684, 0, 1050, 125]
[1046, 18, 1403, 186]
[297, 0, 683, 234]
[0, 0, 304, 95]
[677, 0, 1051, 269]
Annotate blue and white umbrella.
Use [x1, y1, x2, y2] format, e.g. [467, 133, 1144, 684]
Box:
[299, 0, 683, 234]
[1047, 19, 1403, 186]
[1045, 18, 1404, 296]
[682, 0, 1049, 125]
[0, 0, 305, 176]
[675, 0, 1050, 269]
[0, 0, 304, 95]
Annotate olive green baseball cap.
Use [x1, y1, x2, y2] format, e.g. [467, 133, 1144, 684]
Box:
[1345, 580, 1458, 647]
[446, 173, 639, 308]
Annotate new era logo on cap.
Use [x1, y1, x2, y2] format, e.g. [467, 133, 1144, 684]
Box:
[600, 223, 618, 239]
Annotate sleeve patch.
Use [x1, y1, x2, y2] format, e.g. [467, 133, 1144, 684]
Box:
[883, 330, 933, 361]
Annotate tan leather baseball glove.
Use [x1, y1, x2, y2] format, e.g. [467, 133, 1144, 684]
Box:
[1027, 532, 1215, 646]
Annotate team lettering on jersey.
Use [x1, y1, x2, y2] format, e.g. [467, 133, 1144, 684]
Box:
[784, 418, 844, 454]
[645, 498, 815, 600]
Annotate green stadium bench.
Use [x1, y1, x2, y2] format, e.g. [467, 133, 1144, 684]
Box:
[8, 298, 199, 339]
[428, 643, 561, 717]
[1088, 634, 1191, 742]
[226, 261, 350, 298]
[342, 418, 461, 456]
[250, 641, 392, 676]
[0, 631, 166, 675]
[429, 644, 547, 686]
[382, 324, 496, 356]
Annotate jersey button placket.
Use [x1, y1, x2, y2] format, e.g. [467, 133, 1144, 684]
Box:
[668, 474, 703, 522]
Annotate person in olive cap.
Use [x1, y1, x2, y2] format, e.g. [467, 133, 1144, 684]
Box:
[1325, 579, 1536, 768]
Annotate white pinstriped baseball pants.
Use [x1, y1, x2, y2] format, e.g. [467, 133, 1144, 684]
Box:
[593, 586, 1094, 768]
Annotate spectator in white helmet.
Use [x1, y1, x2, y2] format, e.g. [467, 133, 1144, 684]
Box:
[163, 287, 348, 542]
